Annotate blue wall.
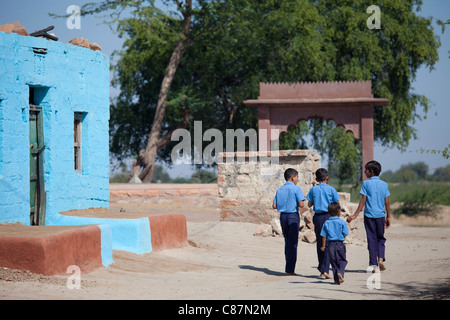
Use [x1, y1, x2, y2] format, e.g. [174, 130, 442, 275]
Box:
[0, 32, 110, 225]
[0, 32, 153, 267]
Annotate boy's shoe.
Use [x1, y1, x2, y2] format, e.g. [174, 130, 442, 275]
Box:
[337, 273, 344, 284]
[369, 265, 380, 273]
[320, 272, 332, 279]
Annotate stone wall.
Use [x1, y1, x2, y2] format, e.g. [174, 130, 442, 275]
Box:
[218, 150, 321, 223]
[110, 183, 219, 208]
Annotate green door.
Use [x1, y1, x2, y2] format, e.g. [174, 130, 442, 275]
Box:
[29, 107, 46, 225]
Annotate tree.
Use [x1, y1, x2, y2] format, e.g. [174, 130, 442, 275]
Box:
[190, 170, 217, 183]
[432, 165, 450, 182]
[78, 0, 441, 184]
[400, 162, 429, 180]
[437, 18, 450, 57]
[152, 165, 172, 183]
[380, 170, 398, 182]
[78, 0, 194, 183]
[110, 0, 328, 182]
[278, 0, 440, 183]
[396, 168, 418, 183]
[135, 0, 193, 183]
[418, 144, 450, 159]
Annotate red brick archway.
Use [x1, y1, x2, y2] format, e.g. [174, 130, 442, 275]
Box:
[244, 81, 388, 180]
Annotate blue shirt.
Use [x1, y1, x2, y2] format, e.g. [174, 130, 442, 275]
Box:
[306, 183, 340, 213]
[360, 176, 390, 218]
[320, 216, 349, 241]
[273, 181, 305, 213]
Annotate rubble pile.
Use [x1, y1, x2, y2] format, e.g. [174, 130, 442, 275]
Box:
[0, 20, 101, 52]
[254, 193, 365, 246]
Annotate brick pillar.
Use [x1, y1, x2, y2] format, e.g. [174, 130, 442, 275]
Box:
[258, 106, 271, 151]
[360, 105, 374, 181]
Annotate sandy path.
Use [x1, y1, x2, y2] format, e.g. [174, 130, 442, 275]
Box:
[1, 211, 449, 300]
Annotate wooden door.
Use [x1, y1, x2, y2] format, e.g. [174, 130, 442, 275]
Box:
[29, 107, 46, 225]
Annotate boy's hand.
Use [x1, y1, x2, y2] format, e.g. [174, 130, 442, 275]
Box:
[347, 215, 355, 223]
[385, 217, 391, 229]
[320, 246, 325, 252]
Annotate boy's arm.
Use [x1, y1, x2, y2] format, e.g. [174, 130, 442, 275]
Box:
[272, 192, 277, 209]
[385, 197, 391, 228]
[342, 219, 350, 236]
[320, 224, 327, 251]
[347, 195, 366, 222]
[332, 187, 340, 205]
[297, 188, 306, 209]
[306, 190, 313, 208]
[320, 236, 326, 251]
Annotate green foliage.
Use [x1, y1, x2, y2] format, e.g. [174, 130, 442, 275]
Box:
[110, 165, 217, 183]
[152, 165, 172, 182]
[313, 0, 439, 151]
[335, 182, 450, 216]
[334, 161, 450, 213]
[437, 18, 450, 33]
[395, 168, 418, 183]
[281, 119, 361, 184]
[380, 162, 450, 183]
[393, 188, 437, 216]
[190, 170, 217, 183]
[437, 18, 450, 58]
[109, 173, 129, 183]
[388, 182, 450, 206]
[385, 161, 429, 183]
[432, 165, 450, 182]
[108, 1, 184, 161]
[391, 183, 450, 216]
[418, 144, 450, 159]
[79, 0, 441, 178]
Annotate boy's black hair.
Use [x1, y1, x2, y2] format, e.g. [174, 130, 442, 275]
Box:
[315, 168, 329, 182]
[365, 160, 382, 176]
[328, 202, 341, 216]
[284, 168, 298, 181]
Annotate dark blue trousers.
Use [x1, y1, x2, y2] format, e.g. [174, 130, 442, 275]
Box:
[364, 216, 386, 266]
[280, 213, 300, 273]
[313, 213, 331, 274]
[327, 241, 347, 283]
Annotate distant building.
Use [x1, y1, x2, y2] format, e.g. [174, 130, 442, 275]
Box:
[0, 31, 110, 226]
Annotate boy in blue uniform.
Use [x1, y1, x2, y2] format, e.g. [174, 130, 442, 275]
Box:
[306, 168, 340, 279]
[347, 160, 391, 272]
[273, 168, 305, 275]
[320, 202, 349, 284]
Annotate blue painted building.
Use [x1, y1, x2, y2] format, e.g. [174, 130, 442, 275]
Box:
[0, 32, 153, 266]
[0, 31, 110, 225]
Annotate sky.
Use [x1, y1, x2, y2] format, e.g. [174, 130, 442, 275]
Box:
[1, 0, 449, 178]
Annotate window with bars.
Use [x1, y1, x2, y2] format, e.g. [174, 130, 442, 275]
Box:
[74, 112, 82, 171]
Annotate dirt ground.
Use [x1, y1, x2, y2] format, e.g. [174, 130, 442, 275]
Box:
[1, 201, 450, 300]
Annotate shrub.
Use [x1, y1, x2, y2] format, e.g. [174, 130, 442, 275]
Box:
[393, 185, 448, 216]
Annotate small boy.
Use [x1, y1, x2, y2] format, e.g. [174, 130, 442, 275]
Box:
[320, 202, 349, 285]
[273, 168, 306, 275]
[306, 168, 340, 279]
[347, 160, 391, 272]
